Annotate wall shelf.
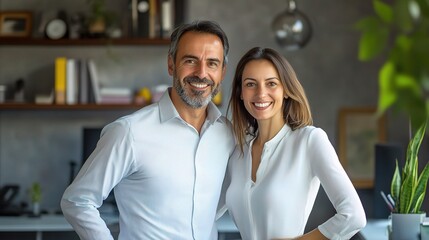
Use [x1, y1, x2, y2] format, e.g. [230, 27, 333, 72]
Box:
[0, 103, 148, 110]
[0, 38, 170, 46]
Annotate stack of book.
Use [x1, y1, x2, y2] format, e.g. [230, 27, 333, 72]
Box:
[52, 57, 132, 105]
[100, 88, 133, 104]
[54, 57, 101, 105]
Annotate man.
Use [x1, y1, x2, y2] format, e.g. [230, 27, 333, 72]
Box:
[61, 20, 235, 240]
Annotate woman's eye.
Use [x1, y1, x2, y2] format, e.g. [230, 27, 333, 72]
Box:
[244, 82, 255, 87]
[268, 82, 278, 87]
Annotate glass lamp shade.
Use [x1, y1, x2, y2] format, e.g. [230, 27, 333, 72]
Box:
[272, 0, 312, 50]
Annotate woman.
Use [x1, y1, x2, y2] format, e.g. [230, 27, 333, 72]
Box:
[224, 47, 366, 239]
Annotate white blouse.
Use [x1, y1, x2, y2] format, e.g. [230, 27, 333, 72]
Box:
[224, 124, 366, 240]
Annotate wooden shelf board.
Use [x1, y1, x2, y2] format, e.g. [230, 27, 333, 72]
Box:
[0, 103, 148, 110]
[0, 38, 170, 46]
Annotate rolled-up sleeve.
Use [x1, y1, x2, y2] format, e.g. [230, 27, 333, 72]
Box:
[308, 128, 367, 239]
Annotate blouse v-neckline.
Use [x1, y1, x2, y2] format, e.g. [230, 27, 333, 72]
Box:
[248, 124, 292, 184]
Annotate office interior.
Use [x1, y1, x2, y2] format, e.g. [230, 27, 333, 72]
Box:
[0, 0, 428, 239]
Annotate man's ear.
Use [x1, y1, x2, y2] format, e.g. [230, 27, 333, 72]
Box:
[168, 55, 174, 76]
[221, 65, 227, 81]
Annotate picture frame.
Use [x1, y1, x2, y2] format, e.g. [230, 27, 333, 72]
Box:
[338, 107, 387, 188]
[0, 12, 32, 37]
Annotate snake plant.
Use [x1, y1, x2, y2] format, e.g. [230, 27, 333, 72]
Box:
[391, 123, 429, 213]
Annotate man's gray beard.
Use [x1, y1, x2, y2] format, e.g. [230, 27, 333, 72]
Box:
[173, 76, 220, 109]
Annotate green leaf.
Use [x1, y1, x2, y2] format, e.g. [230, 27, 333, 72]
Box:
[409, 123, 426, 164]
[393, 0, 415, 33]
[391, 160, 401, 206]
[355, 16, 379, 31]
[410, 163, 429, 212]
[356, 17, 389, 61]
[395, 74, 421, 97]
[374, 0, 394, 23]
[399, 173, 415, 213]
[378, 61, 397, 113]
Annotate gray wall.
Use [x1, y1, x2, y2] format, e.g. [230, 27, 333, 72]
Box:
[0, 0, 424, 219]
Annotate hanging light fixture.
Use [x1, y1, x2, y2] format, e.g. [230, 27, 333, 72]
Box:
[271, 0, 312, 51]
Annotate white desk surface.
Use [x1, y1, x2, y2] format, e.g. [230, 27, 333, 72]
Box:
[0, 215, 73, 232]
[0, 215, 399, 239]
[359, 219, 390, 240]
[0, 213, 118, 232]
[0, 213, 238, 233]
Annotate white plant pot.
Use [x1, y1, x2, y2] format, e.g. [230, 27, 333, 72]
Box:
[32, 202, 40, 216]
[391, 212, 426, 240]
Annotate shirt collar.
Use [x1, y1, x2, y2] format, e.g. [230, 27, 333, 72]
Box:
[263, 124, 292, 148]
[158, 88, 223, 125]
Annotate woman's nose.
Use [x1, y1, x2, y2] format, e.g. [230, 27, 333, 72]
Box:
[255, 85, 267, 97]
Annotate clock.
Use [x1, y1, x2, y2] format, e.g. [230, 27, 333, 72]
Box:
[45, 19, 67, 40]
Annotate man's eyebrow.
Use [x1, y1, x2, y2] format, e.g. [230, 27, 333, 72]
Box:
[207, 58, 221, 64]
[180, 55, 221, 63]
[181, 54, 199, 60]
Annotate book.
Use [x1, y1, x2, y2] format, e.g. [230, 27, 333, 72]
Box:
[55, 57, 67, 104]
[137, 0, 150, 37]
[100, 87, 133, 104]
[78, 59, 89, 104]
[160, 0, 174, 38]
[66, 58, 78, 105]
[148, 0, 160, 38]
[87, 59, 102, 104]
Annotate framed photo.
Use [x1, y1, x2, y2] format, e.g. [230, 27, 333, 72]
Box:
[338, 107, 387, 188]
[0, 12, 32, 37]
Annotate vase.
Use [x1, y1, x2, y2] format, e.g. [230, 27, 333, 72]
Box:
[32, 202, 40, 217]
[391, 212, 426, 240]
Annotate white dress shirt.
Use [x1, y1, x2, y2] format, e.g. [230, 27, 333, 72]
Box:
[224, 124, 366, 240]
[61, 90, 235, 240]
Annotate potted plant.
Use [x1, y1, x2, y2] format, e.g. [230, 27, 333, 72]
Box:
[86, 0, 117, 37]
[29, 182, 42, 217]
[356, 0, 429, 239]
[389, 123, 429, 239]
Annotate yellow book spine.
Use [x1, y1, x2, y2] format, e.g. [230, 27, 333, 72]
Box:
[55, 57, 67, 104]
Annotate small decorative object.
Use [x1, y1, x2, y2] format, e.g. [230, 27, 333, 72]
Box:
[135, 87, 152, 105]
[0, 85, 6, 103]
[29, 182, 42, 217]
[0, 11, 32, 38]
[212, 89, 222, 106]
[13, 78, 25, 103]
[45, 10, 68, 40]
[86, 0, 117, 38]
[271, 0, 312, 50]
[69, 13, 85, 39]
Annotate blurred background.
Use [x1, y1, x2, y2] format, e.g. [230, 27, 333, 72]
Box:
[0, 0, 427, 239]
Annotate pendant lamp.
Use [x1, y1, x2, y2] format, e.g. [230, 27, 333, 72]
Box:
[271, 0, 312, 50]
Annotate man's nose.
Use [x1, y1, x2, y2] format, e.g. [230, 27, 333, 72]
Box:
[194, 63, 207, 79]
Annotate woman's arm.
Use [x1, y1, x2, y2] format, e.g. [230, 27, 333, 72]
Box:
[273, 228, 328, 240]
[306, 128, 366, 239]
